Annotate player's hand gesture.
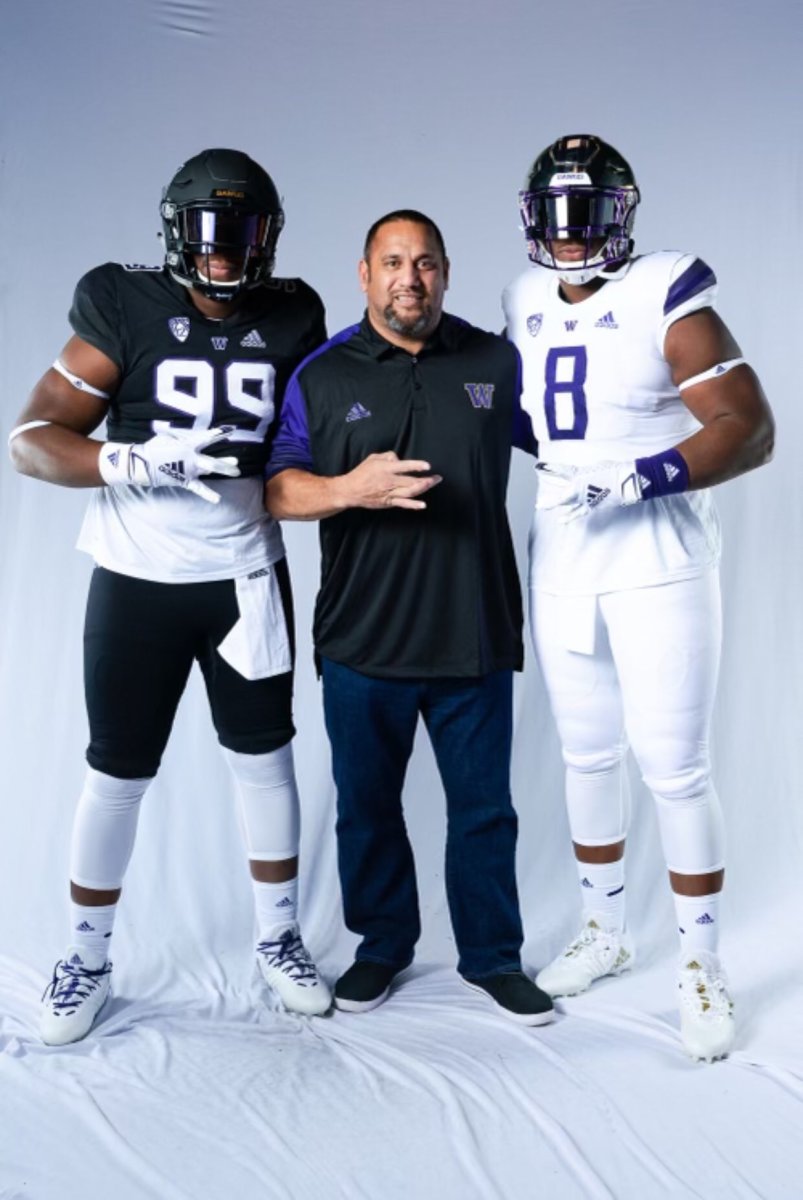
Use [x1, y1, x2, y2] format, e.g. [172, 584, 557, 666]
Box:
[535, 460, 643, 522]
[99, 426, 241, 504]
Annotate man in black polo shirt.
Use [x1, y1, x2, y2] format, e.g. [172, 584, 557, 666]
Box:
[266, 210, 553, 1024]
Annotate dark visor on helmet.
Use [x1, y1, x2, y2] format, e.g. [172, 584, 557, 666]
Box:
[182, 209, 270, 249]
[521, 189, 625, 238]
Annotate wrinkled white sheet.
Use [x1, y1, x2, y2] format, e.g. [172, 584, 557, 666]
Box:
[2, 919, 802, 1199]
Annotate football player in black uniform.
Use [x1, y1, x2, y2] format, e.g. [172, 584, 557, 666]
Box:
[10, 149, 331, 1043]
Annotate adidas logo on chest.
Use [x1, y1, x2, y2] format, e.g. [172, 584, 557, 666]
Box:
[594, 311, 619, 329]
[544, 310, 620, 334]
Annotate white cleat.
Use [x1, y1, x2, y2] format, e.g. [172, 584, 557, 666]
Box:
[536, 918, 635, 997]
[257, 925, 332, 1016]
[40, 951, 112, 1046]
[678, 950, 735, 1062]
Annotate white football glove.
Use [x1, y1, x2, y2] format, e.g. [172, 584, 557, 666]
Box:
[98, 426, 240, 504]
[535, 460, 643, 522]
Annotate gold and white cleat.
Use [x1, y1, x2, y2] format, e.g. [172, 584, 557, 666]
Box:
[536, 918, 634, 998]
[678, 950, 735, 1062]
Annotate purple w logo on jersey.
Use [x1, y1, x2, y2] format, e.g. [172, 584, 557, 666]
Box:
[464, 383, 495, 410]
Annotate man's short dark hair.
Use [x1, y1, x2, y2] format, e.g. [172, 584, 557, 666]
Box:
[363, 210, 447, 262]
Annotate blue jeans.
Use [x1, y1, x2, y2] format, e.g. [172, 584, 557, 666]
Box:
[321, 659, 524, 979]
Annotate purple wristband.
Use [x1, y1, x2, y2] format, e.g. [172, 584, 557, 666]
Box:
[634, 448, 690, 498]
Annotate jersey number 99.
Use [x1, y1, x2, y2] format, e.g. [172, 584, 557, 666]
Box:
[153, 359, 276, 444]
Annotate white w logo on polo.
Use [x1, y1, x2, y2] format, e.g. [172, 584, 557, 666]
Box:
[464, 382, 495, 409]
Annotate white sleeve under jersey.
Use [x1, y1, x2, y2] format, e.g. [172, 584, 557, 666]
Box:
[502, 251, 722, 596]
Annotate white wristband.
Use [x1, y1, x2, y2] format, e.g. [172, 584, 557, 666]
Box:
[98, 442, 138, 486]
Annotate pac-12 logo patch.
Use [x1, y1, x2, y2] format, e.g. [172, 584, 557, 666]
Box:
[526, 313, 543, 337]
[168, 317, 190, 343]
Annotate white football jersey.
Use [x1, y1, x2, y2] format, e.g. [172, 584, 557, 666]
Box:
[77, 478, 284, 584]
[503, 251, 722, 595]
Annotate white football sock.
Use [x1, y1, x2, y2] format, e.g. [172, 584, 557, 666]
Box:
[67, 901, 117, 969]
[576, 857, 626, 932]
[674, 891, 721, 956]
[253, 877, 298, 940]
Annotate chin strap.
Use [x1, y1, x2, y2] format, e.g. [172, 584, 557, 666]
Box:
[556, 258, 631, 287]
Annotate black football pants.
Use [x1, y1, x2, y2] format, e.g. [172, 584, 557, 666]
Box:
[83, 563, 295, 779]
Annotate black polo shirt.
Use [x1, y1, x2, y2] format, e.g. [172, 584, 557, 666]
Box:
[267, 313, 537, 678]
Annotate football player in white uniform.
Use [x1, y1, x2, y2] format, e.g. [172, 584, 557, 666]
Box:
[9, 149, 332, 1043]
[503, 134, 774, 1060]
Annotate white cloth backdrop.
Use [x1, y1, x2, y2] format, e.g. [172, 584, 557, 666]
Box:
[1, 2, 801, 1197]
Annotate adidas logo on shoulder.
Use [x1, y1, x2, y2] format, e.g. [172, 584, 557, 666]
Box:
[594, 311, 619, 329]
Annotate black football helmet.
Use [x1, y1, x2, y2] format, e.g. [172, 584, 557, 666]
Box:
[519, 135, 640, 285]
[160, 149, 284, 302]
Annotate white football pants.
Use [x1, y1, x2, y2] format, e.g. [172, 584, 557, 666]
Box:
[530, 570, 725, 875]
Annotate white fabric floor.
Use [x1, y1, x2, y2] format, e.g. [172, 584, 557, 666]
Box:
[2, 907, 801, 1199]
[0, 662, 801, 1200]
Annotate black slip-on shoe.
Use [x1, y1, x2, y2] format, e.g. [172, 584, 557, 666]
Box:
[462, 970, 555, 1026]
[334, 960, 402, 1013]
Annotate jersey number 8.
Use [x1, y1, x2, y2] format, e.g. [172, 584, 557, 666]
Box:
[544, 346, 588, 440]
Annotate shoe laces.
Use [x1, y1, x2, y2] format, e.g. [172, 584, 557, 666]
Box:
[679, 959, 733, 1020]
[564, 921, 617, 961]
[43, 959, 111, 1013]
[257, 929, 319, 983]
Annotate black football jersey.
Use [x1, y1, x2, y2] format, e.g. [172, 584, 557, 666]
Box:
[69, 264, 326, 477]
